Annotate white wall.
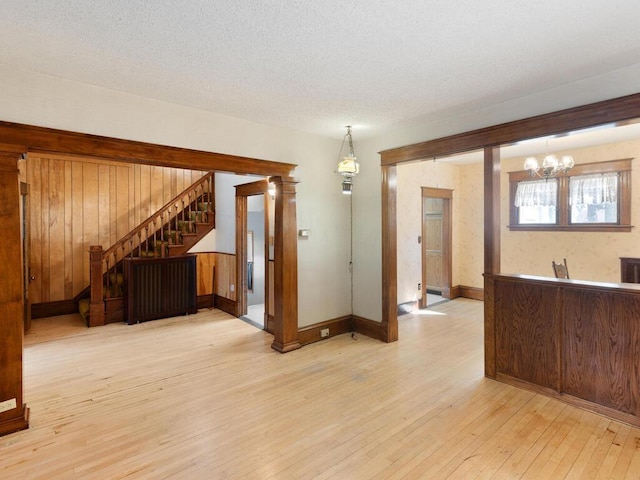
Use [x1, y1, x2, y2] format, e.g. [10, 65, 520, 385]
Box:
[0, 66, 351, 328]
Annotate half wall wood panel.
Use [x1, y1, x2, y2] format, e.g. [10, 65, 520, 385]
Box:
[494, 280, 560, 391]
[26, 153, 206, 303]
[213, 253, 236, 301]
[196, 253, 216, 297]
[490, 273, 640, 427]
[562, 289, 640, 417]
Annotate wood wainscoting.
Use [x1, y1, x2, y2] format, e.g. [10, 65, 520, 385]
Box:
[486, 273, 640, 428]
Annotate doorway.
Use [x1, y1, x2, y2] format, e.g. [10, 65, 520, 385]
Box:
[421, 187, 452, 308]
[244, 196, 267, 328]
[235, 180, 271, 332]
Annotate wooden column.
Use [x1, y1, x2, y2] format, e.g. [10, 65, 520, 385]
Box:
[483, 146, 500, 378]
[89, 246, 105, 327]
[381, 165, 398, 342]
[0, 151, 29, 436]
[271, 176, 300, 353]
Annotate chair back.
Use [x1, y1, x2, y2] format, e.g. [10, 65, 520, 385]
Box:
[552, 258, 570, 279]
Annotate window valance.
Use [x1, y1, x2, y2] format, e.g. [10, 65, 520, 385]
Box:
[514, 179, 557, 207]
[569, 172, 618, 206]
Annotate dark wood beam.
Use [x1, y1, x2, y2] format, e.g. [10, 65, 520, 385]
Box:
[0, 121, 296, 177]
[380, 93, 640, 165]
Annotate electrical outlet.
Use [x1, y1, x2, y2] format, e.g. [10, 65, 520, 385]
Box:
[0, 398, 16, 413]
[418, 283, 421, 291]
[230, 284, 235, 292]
[320, 328, 330, 338]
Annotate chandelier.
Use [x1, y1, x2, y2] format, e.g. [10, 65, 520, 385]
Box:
[524, 153, 574, 178]
[336, 126, 359, 194]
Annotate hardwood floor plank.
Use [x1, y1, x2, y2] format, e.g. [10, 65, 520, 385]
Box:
[592, 424, 631, 480]
[1, 299, 638, 479]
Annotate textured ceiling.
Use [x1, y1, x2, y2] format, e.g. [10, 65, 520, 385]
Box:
[1, 1, 640, 139]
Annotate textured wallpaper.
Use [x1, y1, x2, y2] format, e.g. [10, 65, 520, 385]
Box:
[501, 139, 640, 283]
[395, 137, 640, 306]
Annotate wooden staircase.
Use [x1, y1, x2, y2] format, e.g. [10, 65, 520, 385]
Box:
[80, 172, 215, 326]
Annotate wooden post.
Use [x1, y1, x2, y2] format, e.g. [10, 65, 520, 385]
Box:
[271, 176, 300, 353]
[381, 165, 398, 342]
[0, 151, 29, 436]
[89, 245, 105, 327]
[483, 146, 500, 378]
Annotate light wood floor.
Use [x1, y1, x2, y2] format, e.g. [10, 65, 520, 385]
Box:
[2, 299, 639, 479]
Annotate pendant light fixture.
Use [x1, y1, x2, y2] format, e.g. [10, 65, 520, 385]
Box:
[336, 126, 360, 194]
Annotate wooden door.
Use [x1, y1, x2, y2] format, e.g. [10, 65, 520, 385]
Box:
[421, 188, 453, 308]
[424, 198, 444, 293]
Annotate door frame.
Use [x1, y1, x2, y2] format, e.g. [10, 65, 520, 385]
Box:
[235, 179, 271, 330]
[420, 187, 452, 308]
[20, 180, 31, 333]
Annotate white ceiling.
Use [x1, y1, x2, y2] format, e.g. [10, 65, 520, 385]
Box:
[1, 1, 640, 140]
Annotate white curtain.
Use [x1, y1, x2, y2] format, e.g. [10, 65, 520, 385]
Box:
[514, 179, 557, 207]
[569, 172, 618, 206]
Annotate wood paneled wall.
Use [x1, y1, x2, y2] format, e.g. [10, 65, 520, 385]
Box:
[26, 153, 206, 303]
[196, 253, 215, 297]
[214, 253, 236, 301]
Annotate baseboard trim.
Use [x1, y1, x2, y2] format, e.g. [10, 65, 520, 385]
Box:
[32, 299, 77, 319]
[298, 315, 352, 346]
[352, 315, 383, 341]
[297, 314, 382, 345]
[214, 295, 238, 316]
[197, 294, 214, 309]
[453, 285, 484, 301]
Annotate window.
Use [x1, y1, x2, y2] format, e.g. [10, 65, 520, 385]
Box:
[509, 159, 632, 232]
[569, 172, 618, 224]
[514, 179, 557, 224]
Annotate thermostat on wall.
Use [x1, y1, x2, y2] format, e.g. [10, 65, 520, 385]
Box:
[298, 229, 311, 238]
